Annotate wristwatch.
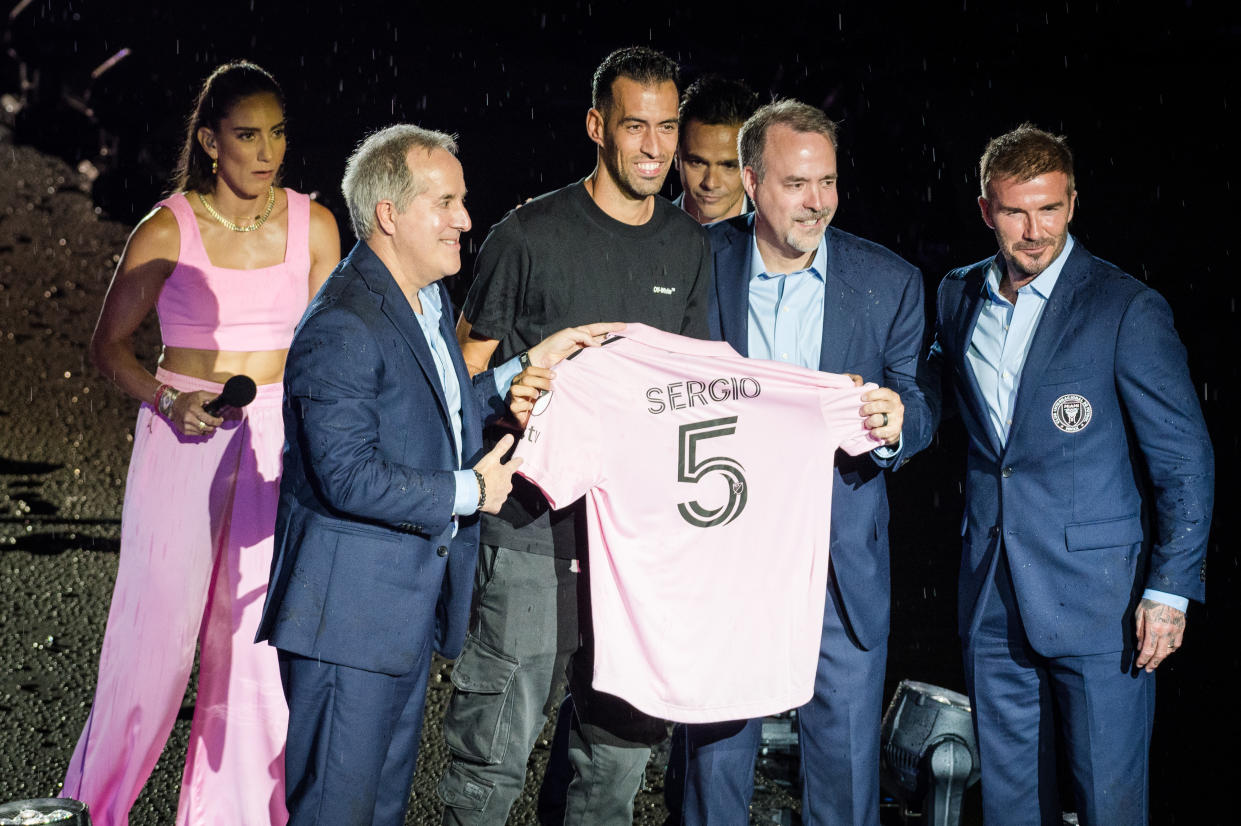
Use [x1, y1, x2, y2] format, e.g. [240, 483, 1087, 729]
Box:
[519, 350, 532, 370]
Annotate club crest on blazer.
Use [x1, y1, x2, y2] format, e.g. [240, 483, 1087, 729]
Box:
[1051, 393, 1092, 433]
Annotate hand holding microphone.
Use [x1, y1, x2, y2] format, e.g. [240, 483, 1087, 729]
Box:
[165, 375, 257, 437]
[203, 375, 257, 416]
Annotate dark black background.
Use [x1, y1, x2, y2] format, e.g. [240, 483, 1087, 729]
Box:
[5, 1, 1237, 821]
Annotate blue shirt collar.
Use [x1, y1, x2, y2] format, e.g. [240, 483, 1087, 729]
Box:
[983, 235, 1075, 303]
[417, 281, 444, 323]
[748, 231, 827, 283]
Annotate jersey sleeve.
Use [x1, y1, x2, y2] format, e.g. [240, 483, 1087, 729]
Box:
[513, 367, 601, 509]
[821, 379, 884, 457]
[461, 209, 527, 343]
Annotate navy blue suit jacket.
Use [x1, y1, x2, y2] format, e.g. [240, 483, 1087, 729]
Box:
[934, 242, 1213, 657]
[708, 215, 936, 650]
[257, 241, 500, 674]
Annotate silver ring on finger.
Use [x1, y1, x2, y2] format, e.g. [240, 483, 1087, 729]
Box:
[881, 412, 889, 428]
[197, 420, 207, 431]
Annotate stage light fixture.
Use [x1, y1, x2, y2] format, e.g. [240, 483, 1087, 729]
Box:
[0, 798, 90, 825]
[879, 680, 980, 825]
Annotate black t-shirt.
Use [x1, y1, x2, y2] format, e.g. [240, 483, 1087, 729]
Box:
[463, 180, 712, 556]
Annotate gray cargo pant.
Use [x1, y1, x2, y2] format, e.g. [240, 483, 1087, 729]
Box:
[438, 543, 662, 825]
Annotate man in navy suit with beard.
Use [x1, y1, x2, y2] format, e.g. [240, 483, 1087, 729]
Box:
[667, 99, 937, 826]
[931, 124, 1213, 824]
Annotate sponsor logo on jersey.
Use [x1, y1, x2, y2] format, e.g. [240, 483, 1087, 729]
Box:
[1051, 393, 1092, 433]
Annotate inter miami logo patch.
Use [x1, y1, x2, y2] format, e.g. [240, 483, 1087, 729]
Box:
[1051, 393, 1092, 433]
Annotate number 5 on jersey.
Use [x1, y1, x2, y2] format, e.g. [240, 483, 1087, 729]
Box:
[677, 416, 748, 528]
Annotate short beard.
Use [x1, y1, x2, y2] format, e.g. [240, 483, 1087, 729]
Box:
[1008, 258, 1048, 281]
[1006, 234, 1067, 281]
[784, 208, 831, 253]
[602, 146, 665, 201]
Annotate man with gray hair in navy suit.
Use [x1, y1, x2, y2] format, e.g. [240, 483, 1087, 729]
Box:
[258, 124, 611, 826]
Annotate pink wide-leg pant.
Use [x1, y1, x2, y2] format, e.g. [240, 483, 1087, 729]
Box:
[63, 369, 289, 826]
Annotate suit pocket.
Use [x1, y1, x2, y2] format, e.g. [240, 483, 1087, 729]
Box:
[1036, 359, 1088, 380]
[1064, 514, 1142, 552]
[316, 525, 433, 673]
[322, 518, 406, 540]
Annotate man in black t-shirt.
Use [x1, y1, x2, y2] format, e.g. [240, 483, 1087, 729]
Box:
[437, 47, 710, 825]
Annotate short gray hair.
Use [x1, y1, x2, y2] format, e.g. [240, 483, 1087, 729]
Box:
[341, 124, 458, 240]
[738, 99, 838, 182]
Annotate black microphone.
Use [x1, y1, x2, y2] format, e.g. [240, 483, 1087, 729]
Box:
[203, 375, 257, 416]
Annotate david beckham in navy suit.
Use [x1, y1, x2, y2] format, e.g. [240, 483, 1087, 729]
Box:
[932, 124, 1213, 825]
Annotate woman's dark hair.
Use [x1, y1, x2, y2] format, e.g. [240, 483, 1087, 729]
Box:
[171, 61, 284, 193]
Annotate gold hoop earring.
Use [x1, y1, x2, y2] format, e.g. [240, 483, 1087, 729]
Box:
[211, 159, 218, 175]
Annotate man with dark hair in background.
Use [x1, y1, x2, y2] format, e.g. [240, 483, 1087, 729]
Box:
[437, 46, 711, 826]
[932, 124, 1213, 824]
[668, 99, 935, 826]
[674, 74, 759, 224]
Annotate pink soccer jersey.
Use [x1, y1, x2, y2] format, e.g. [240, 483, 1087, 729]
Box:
[515, 323, 881, 723]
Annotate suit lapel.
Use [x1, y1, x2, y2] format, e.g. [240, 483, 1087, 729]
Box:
[714, 216, 754, 356]
[382, 289, 455, 435]
[1004, 243, 1090, 447]
[816, 229, 861, 373]
[952, 264, 1002, 456]
[352, 244, 454, 440]
[440, 283, 481, 461]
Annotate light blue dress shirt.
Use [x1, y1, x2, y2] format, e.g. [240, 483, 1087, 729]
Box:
[746, 234, 828, 368]
[414, 284, 520, 518]
[746, 233, 899, 458]
[964, 238, 1183, 611]
[966, 238, 1073, 447]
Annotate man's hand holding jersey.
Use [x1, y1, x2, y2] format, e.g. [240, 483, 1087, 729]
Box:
[473, 435, 520, 515]
[842, 373, 904, 448]
[861, 386, 904, 446]
[507, 322, 624, 427]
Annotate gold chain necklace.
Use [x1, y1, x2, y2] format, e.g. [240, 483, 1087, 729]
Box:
[198, 185, 276, 232]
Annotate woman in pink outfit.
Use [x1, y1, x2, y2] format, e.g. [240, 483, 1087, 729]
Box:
[62, 61, 340, 826]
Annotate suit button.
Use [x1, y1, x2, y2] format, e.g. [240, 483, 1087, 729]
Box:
[989, 526, 1000, 538]
[1001, 466, 1014, 478]
[437, 545, 449, 557]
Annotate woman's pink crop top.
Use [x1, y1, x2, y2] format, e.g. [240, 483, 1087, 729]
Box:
[155, 190, 311, 351]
